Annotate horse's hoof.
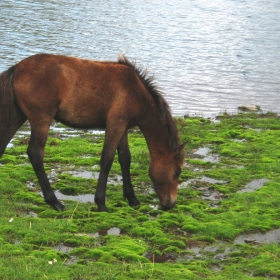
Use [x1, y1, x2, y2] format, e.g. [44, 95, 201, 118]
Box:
[52, 201, 65, 211]
[97, 205, 108, 212]
[128, 197, 140, 207]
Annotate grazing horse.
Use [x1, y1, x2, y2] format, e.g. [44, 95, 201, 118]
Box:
[0, 54, 186, 211]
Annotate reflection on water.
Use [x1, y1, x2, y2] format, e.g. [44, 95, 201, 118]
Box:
[0, 0, 280, 116]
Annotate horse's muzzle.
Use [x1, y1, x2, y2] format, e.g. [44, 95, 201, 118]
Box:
[160, 197, 176, 210]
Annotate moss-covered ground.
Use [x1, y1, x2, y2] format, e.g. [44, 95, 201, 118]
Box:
[1, 112, 280, 279]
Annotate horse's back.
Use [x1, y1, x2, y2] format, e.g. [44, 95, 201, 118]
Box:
[12, 54, 148, 129]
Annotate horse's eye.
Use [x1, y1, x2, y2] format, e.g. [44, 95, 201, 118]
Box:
[174, 167, 181, 178]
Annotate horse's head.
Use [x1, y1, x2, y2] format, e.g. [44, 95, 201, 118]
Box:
[149, 143, 186, 210]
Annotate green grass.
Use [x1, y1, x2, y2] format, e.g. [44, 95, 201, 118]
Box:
[1, 112, 280, 279]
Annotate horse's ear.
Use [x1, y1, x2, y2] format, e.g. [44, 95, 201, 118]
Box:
[175, 142, 187, 154]
[174, 142, 187, 163]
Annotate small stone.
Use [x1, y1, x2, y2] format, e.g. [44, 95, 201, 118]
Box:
[237, 105, 260, 112]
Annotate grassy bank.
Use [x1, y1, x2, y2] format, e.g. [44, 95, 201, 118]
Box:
[0, 112, 280, 279]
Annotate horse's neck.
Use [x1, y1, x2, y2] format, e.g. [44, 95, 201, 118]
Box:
[140, 115, 172, 158]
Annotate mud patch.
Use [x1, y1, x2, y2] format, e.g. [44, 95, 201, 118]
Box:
[143, 252, 178, 263]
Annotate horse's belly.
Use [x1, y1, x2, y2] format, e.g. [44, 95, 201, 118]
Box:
[55, 101, 107, 129]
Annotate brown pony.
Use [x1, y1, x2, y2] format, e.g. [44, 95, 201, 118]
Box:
[0, 54, 186, 212]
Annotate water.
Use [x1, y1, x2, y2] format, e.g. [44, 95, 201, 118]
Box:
[234, 228, 280, 245]
[1, 0, 280, 117]
[237, 178, 269, 193]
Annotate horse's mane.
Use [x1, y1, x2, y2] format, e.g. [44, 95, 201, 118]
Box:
[118, 55, 181, 152]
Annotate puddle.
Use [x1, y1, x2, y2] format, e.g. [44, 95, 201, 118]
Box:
[180, 176, 227, 189]
[185, 242, 234, 263]
[108, 175, 123, 185]
[7, 123, 104, 148]
[187, 245, 202, 255]
[149, 204, 159, 210]
[55, 190, 95, 203]
[71, 170, 99, 180]
[27, 181, 36, 190]
[52, 244, 78, 265]
[107, 227, 121, 236]
[146, 241, 233, 265]
[7, 143, 14, 148]
[7, 130, 31, 148]
[27, 211, 38, 218]
[232, 165, 244, 169]
[90, 227, 123, 238]
[194, 147, 210, 157]
[211, 264, 222, 271]
[191, 147, 220, 163]
[209, 118, 221, 124]
[242, 125, 262, 132]
[200, 188, 225, 201]
[68, 169, 123, 185]
[50, 123, 105, 139]
[180, 176, 226, 204]
[53, 243, 74, 254]
[238, 178, 269, 193]
[200, 176, 227, 185]
[35, 167, 124, 204]
[234, 228, 280, 245]
[233, 139, 246, 143]
[65, 256, 79, 265]
[38, 190, 95, 203]
[6, 122, 104, 142]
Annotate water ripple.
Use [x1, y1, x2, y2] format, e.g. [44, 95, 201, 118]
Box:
[0, 0, 280, 116]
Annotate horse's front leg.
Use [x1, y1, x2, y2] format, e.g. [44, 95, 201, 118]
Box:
[27, 125, 65, 211]
[117, 131, 139, 207]
[95, 123, 128, 212]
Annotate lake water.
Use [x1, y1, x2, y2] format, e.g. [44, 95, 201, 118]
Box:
[1, 0, 280, 117]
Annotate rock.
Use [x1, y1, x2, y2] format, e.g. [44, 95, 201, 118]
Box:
[237, 105, 261, 112]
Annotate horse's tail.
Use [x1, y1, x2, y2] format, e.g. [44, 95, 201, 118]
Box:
[0, 66, 16, 154]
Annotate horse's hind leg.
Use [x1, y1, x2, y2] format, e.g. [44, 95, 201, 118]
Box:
[117, 131, 139, 207]
[27, 122, 64, 211]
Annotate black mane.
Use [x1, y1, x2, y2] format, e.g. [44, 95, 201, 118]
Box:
[118, 55, 181, 152]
